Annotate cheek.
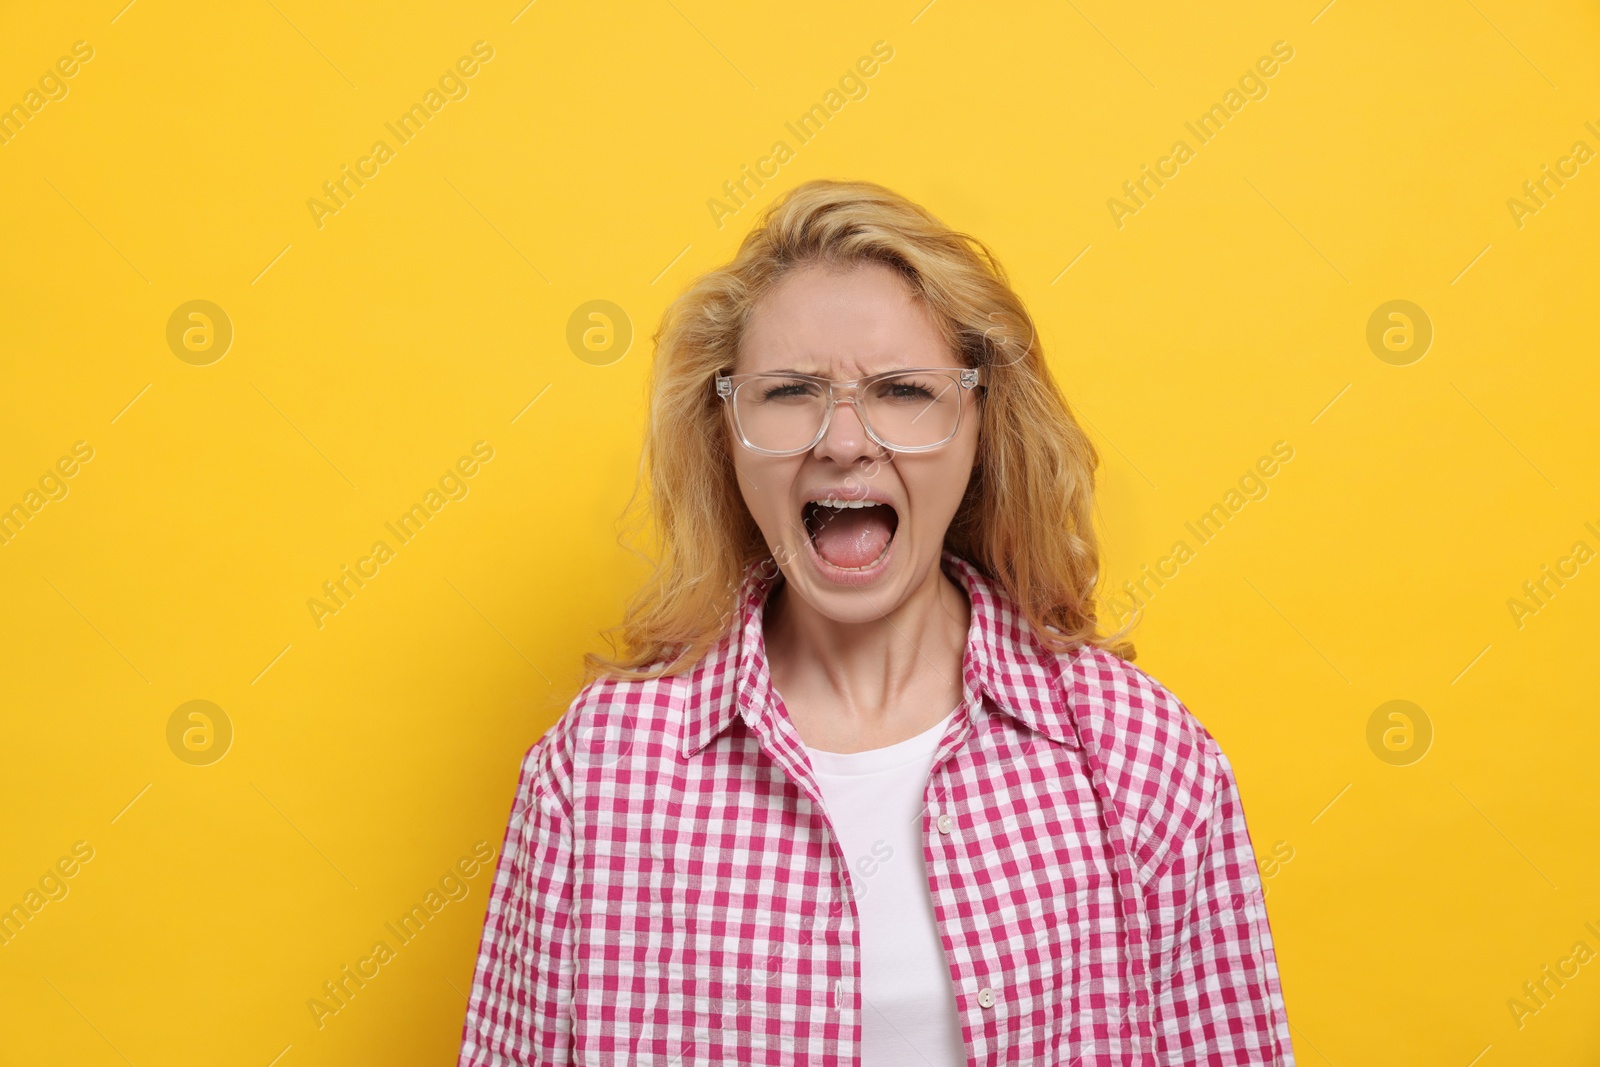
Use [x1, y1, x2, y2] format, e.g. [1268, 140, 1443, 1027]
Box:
[730, 453, 789, 530]
[943, 416, 982, 494]
[902, 455, 976, 536]
[945, 454, 979, 509]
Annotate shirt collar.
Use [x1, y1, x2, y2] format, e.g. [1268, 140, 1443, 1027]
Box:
[678, 549, 1081, 758]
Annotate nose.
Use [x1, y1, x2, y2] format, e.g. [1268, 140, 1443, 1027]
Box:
[813, 395, 888, 465]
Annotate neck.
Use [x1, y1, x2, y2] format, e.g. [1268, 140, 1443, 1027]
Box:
[763, 557, 971, 731]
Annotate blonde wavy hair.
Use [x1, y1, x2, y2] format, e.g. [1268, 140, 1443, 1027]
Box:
[584, 178, 1135, 681]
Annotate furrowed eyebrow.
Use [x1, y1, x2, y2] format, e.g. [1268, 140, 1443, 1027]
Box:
[765, 368, 903, 378]
[755, 366, 954, 380]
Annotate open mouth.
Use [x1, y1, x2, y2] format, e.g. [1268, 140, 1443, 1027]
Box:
[801, 498, 900, 571]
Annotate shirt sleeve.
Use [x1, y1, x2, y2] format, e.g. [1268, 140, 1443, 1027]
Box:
[1147, 743, 1295, 1065]
[458, 737, 578, 1066]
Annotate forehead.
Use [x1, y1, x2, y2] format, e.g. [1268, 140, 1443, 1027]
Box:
[736, 259, 958, 376]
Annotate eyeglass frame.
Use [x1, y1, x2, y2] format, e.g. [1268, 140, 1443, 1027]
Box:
[714, 365, 982, 457]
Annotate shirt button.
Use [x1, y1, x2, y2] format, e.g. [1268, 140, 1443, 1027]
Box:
[977, 987, 995, 1009]
[937, 814, 954, 834]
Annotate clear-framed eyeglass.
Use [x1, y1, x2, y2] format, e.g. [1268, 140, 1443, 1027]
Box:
[715, 366, 981, 456]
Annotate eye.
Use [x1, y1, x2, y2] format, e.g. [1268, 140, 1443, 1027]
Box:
[874, 377, 940, 402]
[755, 378, 821, 402]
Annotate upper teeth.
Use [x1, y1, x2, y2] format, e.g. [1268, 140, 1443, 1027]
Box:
[813, 498, 882, 509]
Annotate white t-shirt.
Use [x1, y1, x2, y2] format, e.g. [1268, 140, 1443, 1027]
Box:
[802, 707, 968, 1066]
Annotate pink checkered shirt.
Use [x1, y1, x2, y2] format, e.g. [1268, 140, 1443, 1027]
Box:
[459, 551, 1294, 1065]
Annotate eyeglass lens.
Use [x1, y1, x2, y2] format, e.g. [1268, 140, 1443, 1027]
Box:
[733, 371, 963, 452]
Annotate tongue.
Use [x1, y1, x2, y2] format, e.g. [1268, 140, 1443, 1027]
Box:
[812, 507, 894, 569]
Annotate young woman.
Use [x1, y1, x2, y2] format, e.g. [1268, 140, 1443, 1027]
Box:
[458, 180, 1294, 1065]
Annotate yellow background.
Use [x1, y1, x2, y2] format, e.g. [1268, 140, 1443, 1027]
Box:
[2, 0, 1597, 1063]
